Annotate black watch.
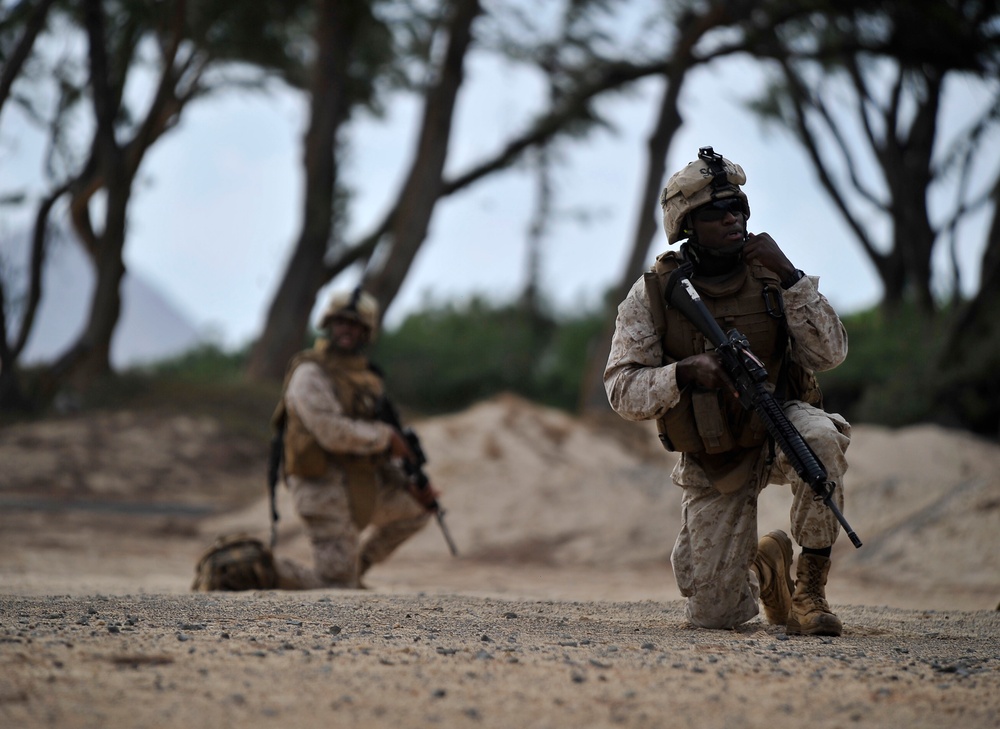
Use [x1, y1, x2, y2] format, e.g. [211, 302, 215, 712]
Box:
[781, 268, 805, 289]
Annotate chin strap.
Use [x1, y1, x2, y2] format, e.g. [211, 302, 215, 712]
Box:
[682, 240, 745, 277]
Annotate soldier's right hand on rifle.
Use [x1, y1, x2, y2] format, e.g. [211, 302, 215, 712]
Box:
[676, 353, 739, 400]
[407, 478, 442, 511]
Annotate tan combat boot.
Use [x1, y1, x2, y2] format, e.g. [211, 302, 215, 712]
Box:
[752, 530, 795, 625]
[787, 553, 843, 636]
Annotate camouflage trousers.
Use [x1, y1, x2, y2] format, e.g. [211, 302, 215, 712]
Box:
[670, 402, 851, 629]
[275, 464, 431, 590]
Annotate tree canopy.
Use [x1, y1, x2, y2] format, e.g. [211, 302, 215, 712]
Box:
[2, 0, 998, 435]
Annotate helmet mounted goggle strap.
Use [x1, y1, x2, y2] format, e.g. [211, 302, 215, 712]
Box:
[346, 286, 363, 314]
[698, 146, 730, 193]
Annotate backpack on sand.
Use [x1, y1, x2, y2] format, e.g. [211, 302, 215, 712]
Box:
[191, 533, 278, 591]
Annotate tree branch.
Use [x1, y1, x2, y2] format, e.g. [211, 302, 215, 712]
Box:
[0, 0, 58, 121]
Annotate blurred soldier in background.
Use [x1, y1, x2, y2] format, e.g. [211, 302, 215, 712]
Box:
[194, 289, 435, 591]
[270, 289, 435, 588]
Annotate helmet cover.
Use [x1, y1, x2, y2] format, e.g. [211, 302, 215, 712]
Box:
[318, 288, 380, 336]
[659, 148, 750, 244]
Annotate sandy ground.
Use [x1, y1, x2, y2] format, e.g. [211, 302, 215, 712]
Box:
[2, 394, 999, 728]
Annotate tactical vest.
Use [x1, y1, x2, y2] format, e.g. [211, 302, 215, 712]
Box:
[644, 251, 820, 456]
[271, 341, 387, 527]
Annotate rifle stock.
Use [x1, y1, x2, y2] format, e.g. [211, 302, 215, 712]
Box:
[665, 267, 862, 549]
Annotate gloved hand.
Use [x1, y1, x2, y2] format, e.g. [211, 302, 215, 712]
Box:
[406, 478, 441, 511]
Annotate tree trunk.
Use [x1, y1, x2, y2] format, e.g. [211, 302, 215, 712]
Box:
[880, 69, 941, 313]
[38, 0, 191, 398]
[577, 68, 686, 413]
[0, 0, 58, 119]
[244, 0, 482, 380]
[245, 0, 355, 382]
[47, 0, 131, 390]
[931, 192, 1000, 436]
[938, 175, 1000, 371]
[576, 4, 744, 414]
[364, 0, 482, 311]
[50, 213, 129, 389]
[876, 249, 909, 314]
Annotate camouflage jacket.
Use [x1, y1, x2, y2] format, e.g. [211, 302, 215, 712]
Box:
[604, 263, 848, 489]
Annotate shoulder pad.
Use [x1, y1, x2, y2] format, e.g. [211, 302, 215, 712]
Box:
[652, 250, 683, 275]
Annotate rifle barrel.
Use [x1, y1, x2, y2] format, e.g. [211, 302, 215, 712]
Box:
[435, 510, 460, 557]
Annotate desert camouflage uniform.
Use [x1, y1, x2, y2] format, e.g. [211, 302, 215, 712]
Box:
[605, 271, 850, 629]
[275, 360, 430, 589]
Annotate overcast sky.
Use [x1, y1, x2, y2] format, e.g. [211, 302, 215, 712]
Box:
[2, 46, 993, 352]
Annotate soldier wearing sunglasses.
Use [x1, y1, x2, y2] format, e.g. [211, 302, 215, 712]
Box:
[605, 147, 851, 637]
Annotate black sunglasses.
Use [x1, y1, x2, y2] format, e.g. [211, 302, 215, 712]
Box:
[692, 198, 745, 222]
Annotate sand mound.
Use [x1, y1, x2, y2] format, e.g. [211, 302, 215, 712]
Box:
[200, 393, 1000, 609]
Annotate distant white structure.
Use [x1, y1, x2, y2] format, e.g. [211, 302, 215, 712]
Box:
[2, 226, 205, 369]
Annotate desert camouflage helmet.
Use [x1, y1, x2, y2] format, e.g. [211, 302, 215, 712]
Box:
[319, 288, 380, 336]
[659, 147, 750, 244]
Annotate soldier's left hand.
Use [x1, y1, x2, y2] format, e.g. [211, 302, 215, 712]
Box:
[744, 232, 796, 281]
[408, 480, 441, 511]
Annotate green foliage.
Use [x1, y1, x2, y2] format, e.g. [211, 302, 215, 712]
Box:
[73, 344, 279, 441]
[371, 295, 606, 414]
[184, 0, 313, 80]
[818, 303, 949, 427]
[143, 343, 250, 383]
[931, 295, 1000, 436]
[819, 299, 1000, 437]
[105, 298, 982, 435]
[374, 293, 990, 434]
[9, 297, 994, 439]
[3, 299, 609, 429]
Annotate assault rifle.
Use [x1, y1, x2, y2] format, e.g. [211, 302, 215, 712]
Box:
[375, 395, 459, 557]
[665, 266, 862, 549]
